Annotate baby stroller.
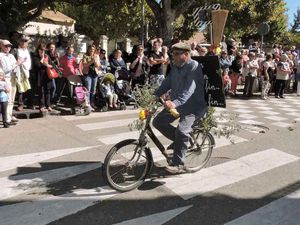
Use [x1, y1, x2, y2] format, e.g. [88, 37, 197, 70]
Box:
[67, 75, 91, 116]
[114, 68, 137, 107]
[98, 73, 126, 111]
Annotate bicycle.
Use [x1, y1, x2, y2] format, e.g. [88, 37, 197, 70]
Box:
[102, 104, 216, 192]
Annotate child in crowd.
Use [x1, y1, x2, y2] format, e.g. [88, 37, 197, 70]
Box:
[0, 69, 11, 128]
[223, 70, 232, 98]
[101, 80, 118, 109]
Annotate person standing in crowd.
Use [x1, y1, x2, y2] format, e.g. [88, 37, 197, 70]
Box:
[0, 68, 11, 128]
[129, 45, 149, 89]
[32, 43, 53, 112]
[243, 52, 259, 97]
[109, 49, 127, 75]
[148, 40, 166, 87]
[57, 45, 78, 104]
[99, 49, 109, 74]
[0, 40, 22, 124]
[190, 42, 199, 56]
[56, 35, 68, 58]
[16, 35, 31, 111]
[161, 46, 170, 76]
[196, 46, 208, 56]
[81, 45, 100, 109]
[261, 53, 274, 100]
[275, 54, 291, 98]
[219, 51, 232, 74]
[46, 42, 60, 105]
[229, 54, 243, 96]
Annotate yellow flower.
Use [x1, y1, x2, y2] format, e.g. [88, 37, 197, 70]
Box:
[139, 109, 148, 120]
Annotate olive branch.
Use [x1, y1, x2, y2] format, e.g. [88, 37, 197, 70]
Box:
[129, 85, 241, 140]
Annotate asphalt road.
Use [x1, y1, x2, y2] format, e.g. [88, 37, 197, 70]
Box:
[1, 94, 300, 225]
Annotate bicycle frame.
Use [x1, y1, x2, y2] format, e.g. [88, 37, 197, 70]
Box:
[136, 107, 215, 165]
[138, 110, 170, 161]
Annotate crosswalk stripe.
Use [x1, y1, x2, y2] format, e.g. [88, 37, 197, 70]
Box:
[224, 188, 300, 225]
[62, 109, 139, 121]
[0, 162, 102, 200]
[77, 118, 134, 131]
[0, 186, 118, 225]
[156, 149, 299, 200]
[1, 148, 296, 225]
[114, 205, 192, 225]
[98, 129, 162, 145]
[0, 146, 100, 173]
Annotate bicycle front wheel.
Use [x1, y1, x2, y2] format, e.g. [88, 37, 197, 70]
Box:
[103, 139, 151, 192]
[184, 131, 214, 172]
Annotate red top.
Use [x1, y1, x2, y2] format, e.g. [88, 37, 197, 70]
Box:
[59, 55, 78, 78]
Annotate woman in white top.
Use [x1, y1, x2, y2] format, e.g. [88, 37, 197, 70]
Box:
[275, 54, 291, 98]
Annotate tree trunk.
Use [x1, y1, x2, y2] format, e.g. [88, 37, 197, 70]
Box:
[146, 0, 197, 46]
[157, 10, 176, 46]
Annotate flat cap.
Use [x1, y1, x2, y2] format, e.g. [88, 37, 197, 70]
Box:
[171, 42, 191, 52]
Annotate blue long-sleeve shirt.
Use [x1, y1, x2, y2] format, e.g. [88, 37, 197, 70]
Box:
[155, 59, 207, 116]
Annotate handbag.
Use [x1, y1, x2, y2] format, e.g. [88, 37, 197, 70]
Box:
[47, 67, 59, 79]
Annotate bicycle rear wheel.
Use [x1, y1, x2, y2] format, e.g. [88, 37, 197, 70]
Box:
[184, 131, 214, 172]
[103, 139, 151, 192]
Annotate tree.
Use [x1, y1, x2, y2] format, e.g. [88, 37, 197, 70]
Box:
[145, 0, 198, 45]
[56, 0, 154, 43]
[0, 0, 94, 37]
[291, 7, 300, 33]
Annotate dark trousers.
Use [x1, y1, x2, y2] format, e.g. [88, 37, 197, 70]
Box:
[153, 109, 197, 166]
[39, 80, 52, 108]
[275, 79, 286, 97]
[56, 77, 73, 103]
[27, 74, 38, 108]
[131, 74, 145, 89]
[17, 92, 23, 107]
[0, 101, 8, 122]
[243, 76, 255, 96]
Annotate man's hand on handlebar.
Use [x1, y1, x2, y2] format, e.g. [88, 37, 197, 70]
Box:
[164, 100, 176, 111]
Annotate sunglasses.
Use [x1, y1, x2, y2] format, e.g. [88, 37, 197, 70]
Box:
[4, 45, 12, 48]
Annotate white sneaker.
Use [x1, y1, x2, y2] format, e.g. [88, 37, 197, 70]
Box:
[165, 165, 186, 174]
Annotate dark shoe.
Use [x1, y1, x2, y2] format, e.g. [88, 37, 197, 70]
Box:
[165, 165, 186, 174]
[3, 122, 10, 128]
[275, 96, 279, 98]
[6, 121, 16, 126]
[279, 96, 285, 99]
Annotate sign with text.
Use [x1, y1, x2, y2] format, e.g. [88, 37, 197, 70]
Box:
[192, 56, 226, 108]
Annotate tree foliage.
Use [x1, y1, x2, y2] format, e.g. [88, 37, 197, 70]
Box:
[56, 0, 153, 42]
[0, 0, 294, 47]
[0, 0, 94, 37]
[291, 7, 300, 33]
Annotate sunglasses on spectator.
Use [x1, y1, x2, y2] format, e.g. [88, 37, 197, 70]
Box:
[4, 45, 11, 48]
[138, 48, 144, 51]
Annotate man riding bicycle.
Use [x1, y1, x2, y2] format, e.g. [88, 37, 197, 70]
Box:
[153, 42, 208, 174]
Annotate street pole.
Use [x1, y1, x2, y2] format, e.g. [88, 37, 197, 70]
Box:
[261, 35, 264, 52]
[141, 0, 145, 46]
